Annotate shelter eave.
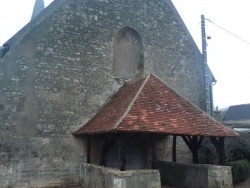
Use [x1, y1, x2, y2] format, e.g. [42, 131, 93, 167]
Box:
[115, 129, 238, 137]
[73, 73, 238, 138]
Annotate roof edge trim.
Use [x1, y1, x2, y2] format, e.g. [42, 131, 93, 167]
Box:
[112, 74, 150, 130]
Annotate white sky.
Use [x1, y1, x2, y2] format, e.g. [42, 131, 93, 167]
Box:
[0, 0, 250, 109]
[0, 0, 53, 43]
[172, 0, 250, 109]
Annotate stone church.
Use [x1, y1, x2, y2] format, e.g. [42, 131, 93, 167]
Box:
[0, 0, 237, 187]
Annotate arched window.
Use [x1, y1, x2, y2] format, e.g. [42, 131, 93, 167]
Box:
[113, 26, 144, 80]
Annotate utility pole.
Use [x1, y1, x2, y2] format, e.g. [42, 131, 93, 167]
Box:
[201, 15, 212, 116]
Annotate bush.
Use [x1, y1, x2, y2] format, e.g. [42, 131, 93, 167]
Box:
[198, 131, 250, 184]
[229, 132, 250, 161]
[199, 132, 250, 164]
[228, 159, 250, 184]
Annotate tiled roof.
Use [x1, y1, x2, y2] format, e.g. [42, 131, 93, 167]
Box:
[223, 104, 250, 121]
[73, 74, 238, 137]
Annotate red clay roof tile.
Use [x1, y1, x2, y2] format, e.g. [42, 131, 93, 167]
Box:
[73, 74, 238, 137]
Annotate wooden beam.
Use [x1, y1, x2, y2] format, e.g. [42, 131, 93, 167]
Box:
[187, 135, 193, 144]
[151, 135, 157, 169]
[209, 137, 226, 165]
[105, 136, 116, 152]
[219, 137, 226, 166]
[192, 136, 198, 164]
[209, 137, 221, 154]
[182, 136, 204, 164]
[172, 135, 177, 162]
[182, 136, 194, 153]
[197, 136, 204, 149]
[87, 135, 91, 164]
[118, 133, 126, 171]
[99, 134, 107, 167]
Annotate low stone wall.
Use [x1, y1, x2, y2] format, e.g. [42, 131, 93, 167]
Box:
[158, 161, 233, 188]
[80, 163, 161, 188]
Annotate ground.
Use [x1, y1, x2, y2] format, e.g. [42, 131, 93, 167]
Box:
[234, 177, 250, 188]
[58, 178, 250, 187]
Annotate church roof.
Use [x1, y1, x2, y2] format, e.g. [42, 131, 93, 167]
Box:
[73, 74, 237, 137]
[31, 0, 45, 20]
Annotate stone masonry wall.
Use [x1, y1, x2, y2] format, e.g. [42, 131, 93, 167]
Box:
[156, 136, 192, 163]
[0, 0, 205, 187]
[158, 161, 233, 188]
[80, 163, 161, 188]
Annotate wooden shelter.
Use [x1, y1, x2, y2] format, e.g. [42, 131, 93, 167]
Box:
[73, 74, 238, 170]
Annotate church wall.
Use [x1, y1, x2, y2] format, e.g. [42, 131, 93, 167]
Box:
[0, 0, 205, 187]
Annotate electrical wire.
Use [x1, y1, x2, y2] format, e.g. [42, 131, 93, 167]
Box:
[206, 18, 250, 45]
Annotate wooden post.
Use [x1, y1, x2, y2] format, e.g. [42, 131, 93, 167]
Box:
[87, 135, 91, 164]
[219, 137, 226, 166]
[172, 135, 177, 162]
[119, 133, 126, 171]
[99, 134, 107, 167]
[151, 135, 157, 169]
[182, 136, 203, 164]
[210, 137, 226, 165]
[192, 136, 198, 164]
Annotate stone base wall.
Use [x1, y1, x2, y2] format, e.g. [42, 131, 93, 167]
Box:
[158, 161, 233, 188]
[80, 163, 161, 188]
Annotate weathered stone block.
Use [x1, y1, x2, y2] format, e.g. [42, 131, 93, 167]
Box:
[158, 161, 233, 188]
[80, 163, 161, 188]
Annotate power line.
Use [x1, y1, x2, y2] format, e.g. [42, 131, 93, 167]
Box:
[206, 18, 250, 45]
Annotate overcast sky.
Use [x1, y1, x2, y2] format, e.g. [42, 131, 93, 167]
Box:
[0, 0, 250, 109]
[172, 0, 250, 109]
